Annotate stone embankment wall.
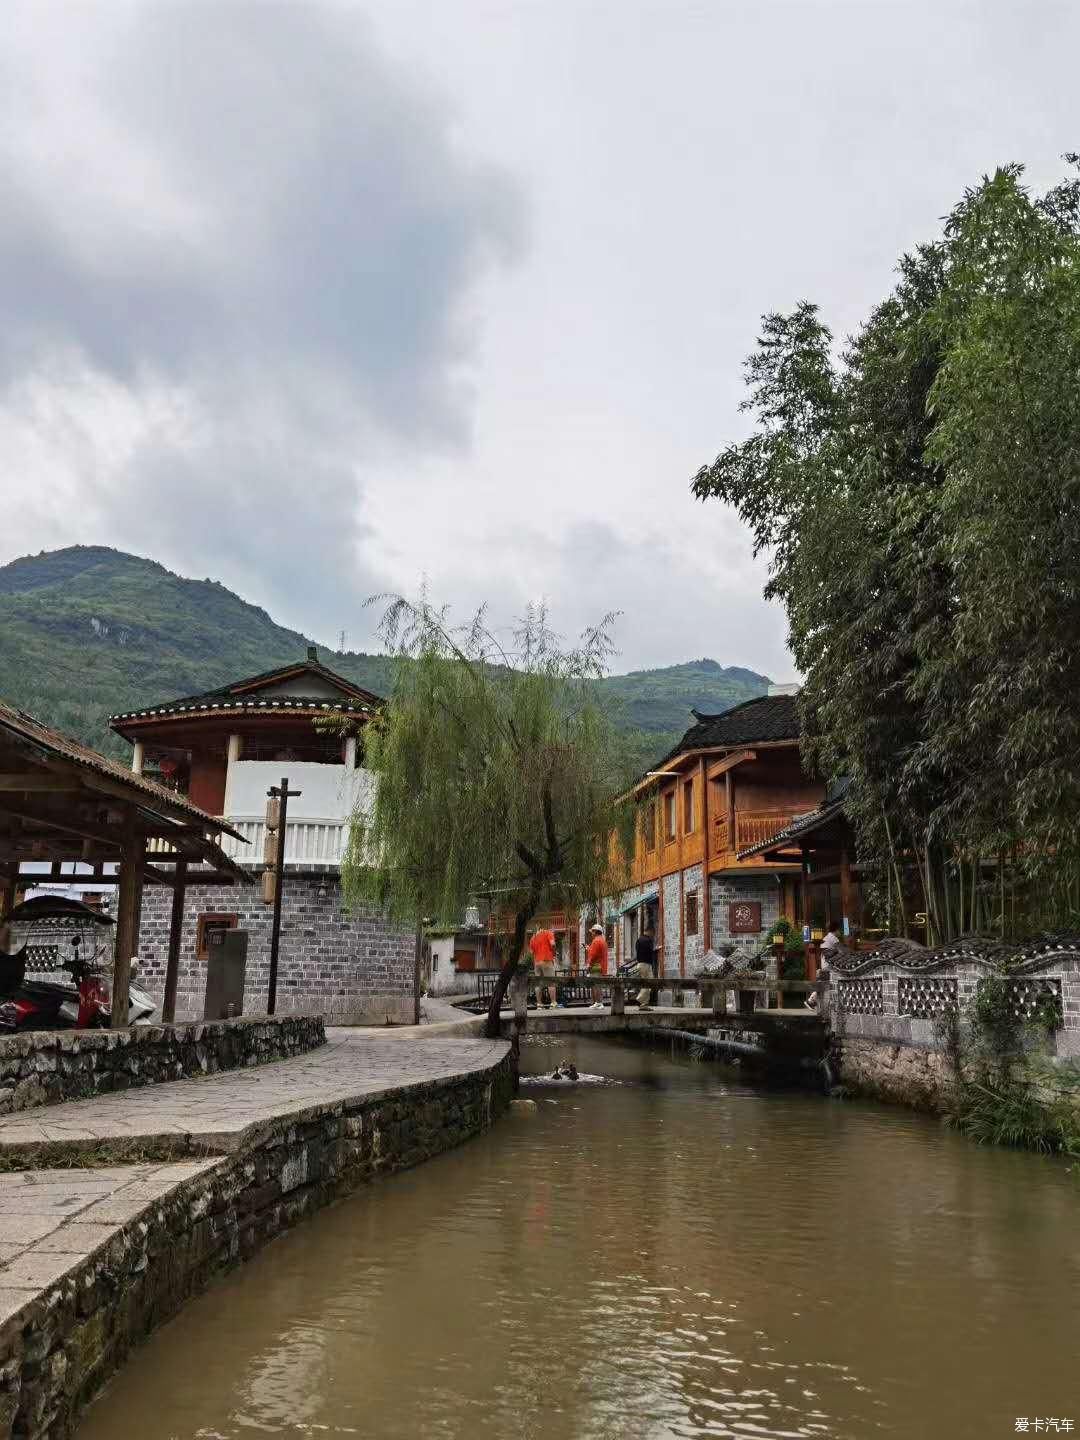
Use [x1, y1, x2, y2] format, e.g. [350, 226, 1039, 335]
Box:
[0, 1016, 324, 1115]
[0, 1052, 514, 1439]
[830, 938, 1080, 1111]
[138, 871, 415, 1024]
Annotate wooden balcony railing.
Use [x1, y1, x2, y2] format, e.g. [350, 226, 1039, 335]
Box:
[712, 810, 804, 859]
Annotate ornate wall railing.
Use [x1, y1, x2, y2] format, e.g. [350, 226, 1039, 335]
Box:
[826, 936, 1080, 1060]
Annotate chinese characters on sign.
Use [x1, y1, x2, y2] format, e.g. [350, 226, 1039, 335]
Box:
[1015, 1422, 1075, 1433]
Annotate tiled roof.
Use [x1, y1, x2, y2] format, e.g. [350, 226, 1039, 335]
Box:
[658, 694, 801, 768]
[736, 785, 849, 860]
[110, 658, 383, 725]
[0, 698, 245, 841]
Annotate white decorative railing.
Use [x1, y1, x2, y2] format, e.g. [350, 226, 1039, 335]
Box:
[219, 817, 350, 867]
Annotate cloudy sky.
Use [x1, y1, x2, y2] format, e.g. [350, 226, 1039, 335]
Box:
[1, 1, 1077, 679]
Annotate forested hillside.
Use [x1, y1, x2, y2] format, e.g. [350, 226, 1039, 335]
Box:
[0, 547, 770, 759]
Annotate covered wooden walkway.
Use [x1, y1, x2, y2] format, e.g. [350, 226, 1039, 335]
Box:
[0, 700, 250, 1024]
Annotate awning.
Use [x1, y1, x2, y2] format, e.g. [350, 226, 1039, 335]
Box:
[619, 888, 657, 916]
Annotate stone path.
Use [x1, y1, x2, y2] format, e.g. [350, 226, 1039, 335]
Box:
[0, 1028, 507, 1157]
[0, 1026, 509, 1332]
[0, 1160, 220, 1326]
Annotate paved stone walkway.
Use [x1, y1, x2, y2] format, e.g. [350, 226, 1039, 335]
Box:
[0, 1027, 509, 1325]
[0, 1028, 507, 1155]
[0, 1160, 220, 1325]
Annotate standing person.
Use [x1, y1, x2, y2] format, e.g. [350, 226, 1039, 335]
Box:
[634, 926, 657, 1010]
[586, 923, 609, 1008]
[528, 924, 557, 1009]
[806, 922, 841, 1010]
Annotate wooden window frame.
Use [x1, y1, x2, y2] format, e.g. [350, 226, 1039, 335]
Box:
[196, 912, 238, 961]
[663, 790, 676, 842]
[644, 801, 657, 853]
[683, 778, 695, 834]
[685, 891, 699, 937]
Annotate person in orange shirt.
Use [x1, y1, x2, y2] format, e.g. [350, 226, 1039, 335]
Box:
[586, 923, 609, 1009]
[528, 925, 557, 1009]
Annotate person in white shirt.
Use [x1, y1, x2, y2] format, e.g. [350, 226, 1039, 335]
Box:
[805, 923, 842, 1010]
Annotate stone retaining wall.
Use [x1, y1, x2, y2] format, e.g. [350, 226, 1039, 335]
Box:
[0, 1049, 514, 1439]
[0, 1016, 325, 1115]
[829, 937, 1080, 1112]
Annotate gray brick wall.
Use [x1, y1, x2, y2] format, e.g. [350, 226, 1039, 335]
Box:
[709, 874, 781, 946]
[682, 863, 705, 976]
[661, 873, 680, 977]
[138, 872, 414, 1023]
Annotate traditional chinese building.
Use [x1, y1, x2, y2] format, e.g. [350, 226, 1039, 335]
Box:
[109, 649, 416, 1022]
[607, 689, 831, 978]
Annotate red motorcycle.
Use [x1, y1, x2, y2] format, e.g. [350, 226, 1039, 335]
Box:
[0, 897, 155, 1031]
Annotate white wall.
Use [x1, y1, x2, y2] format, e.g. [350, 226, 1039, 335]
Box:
[224, 760, 373, 822]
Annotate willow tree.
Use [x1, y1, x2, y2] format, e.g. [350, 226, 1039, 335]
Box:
[341, 599, 634, 1037]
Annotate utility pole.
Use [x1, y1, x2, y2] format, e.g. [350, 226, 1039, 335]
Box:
[413, 918, 423, 1026]
[266, 777, 302, 1015]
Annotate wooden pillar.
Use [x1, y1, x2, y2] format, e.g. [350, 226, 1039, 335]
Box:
[611, 978, 625, 1017]
[112, 811, 142, 1029]
[840, 848, 854, 939]
[0, 865, 16, 951]
[678, 866, 686, 979]
[700, 758, 712, 954]
[725, 770, 735, 850]
[343, 735, 357, 771]
[657, 874, 665, 985]
[131, 740, 145, 776]
[162, 857, 188, 1024]
[801, 843, 818, 982]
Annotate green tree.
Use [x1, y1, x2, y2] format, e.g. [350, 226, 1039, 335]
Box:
[341, 598, 634, 1036]
[693, 160, 1080, 938]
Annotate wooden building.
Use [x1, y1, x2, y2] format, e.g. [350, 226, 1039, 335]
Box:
[108, 650, 416, 1023]
[0, 699, 248, 1024]
[607, 692, 828, 978]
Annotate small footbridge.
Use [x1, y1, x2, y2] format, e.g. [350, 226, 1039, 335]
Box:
[487, 973, 827, 1076]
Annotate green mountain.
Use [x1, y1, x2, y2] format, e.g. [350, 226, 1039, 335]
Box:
[0, 546, 770, 760]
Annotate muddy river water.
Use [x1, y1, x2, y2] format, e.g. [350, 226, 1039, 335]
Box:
[78, 1034, 1079, 1439]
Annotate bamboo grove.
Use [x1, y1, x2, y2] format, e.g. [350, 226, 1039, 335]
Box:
[694, 161, 1080, 942]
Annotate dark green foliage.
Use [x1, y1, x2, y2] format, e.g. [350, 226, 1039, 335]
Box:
[599, 659, 768, 734]
[948, 1077, 1080, 1157]
[0, 546, 397, 756]
[0, 546, 764, 762]
[939, 974, 1078, 1157]
[694, 160, 1080, 939]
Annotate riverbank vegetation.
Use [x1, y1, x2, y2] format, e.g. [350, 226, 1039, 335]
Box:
[694, 159, 1080, 941]
[939, 974, 1080, 1158]
[341, 597, 635, 1036]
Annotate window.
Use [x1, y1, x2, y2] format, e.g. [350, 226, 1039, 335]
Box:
[663, 790, 676, 841]
[644, 802, 657, 852]
[432, 954, 439, 972]
[196, 913, 238, 960]
[686, 892, 699, 937]
[683, 778, 695, 833]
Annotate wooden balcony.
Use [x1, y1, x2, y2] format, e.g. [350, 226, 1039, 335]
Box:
[712, 809, 806, 865]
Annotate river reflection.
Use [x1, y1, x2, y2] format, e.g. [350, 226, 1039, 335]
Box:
[79, 1034, 1080, 1440]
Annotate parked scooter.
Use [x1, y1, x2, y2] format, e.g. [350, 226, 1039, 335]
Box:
[0, 897, 157, 1032]
[0, 950, 157, 1031]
